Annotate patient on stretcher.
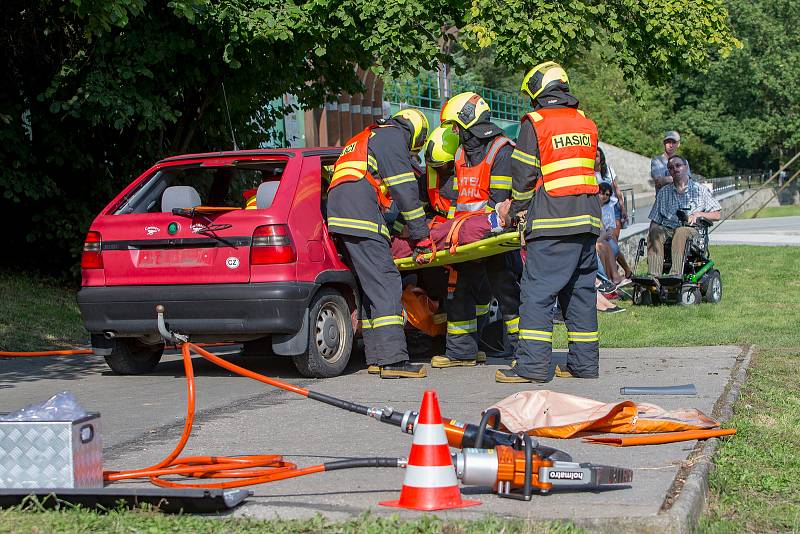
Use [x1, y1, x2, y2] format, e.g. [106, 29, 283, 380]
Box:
[391, 199, 514, 259]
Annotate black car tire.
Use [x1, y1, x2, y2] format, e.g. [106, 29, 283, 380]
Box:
[292, 288, 353, 378]
[704, 270, 723, 303]
[104, 338, 164, 375]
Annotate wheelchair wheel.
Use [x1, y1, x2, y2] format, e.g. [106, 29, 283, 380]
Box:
[704, 270, 722, 303]
[632, 286, 652, 306]
[679, 285, 701, 306]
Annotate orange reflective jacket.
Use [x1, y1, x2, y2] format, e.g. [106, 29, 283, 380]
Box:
[426, 166, 453, 219]
[452, 136, 512, 217]
[524, 108, 598, 197]
[329, 125, 392, 209]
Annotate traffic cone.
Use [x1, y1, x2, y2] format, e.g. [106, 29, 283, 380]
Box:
[380, 390, 480, 510]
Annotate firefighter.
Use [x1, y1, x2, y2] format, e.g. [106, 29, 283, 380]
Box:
[431, 92, 521, 369]
[422, 125, 459, 221]
[496, 61, 601, 383]
[327, 108, 432, 379]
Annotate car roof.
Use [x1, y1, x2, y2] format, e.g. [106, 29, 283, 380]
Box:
[158, 147, 341, 164]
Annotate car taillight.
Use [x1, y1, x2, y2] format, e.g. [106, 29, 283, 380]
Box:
[250, 225, 296, 265]
[81, 231, 103, 269]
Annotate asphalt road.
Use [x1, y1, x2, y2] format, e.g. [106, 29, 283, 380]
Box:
[0, 343, 744, 526]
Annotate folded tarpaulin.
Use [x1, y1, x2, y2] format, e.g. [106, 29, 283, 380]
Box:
[583, 428, 736, 446]
[490, 390, 720, 438]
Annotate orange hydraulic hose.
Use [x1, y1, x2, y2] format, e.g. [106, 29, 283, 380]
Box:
[0, 342, 232, 358]
[103, 342, 323, 488]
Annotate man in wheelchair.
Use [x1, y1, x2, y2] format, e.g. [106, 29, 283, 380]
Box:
[646, 155, 721, 279]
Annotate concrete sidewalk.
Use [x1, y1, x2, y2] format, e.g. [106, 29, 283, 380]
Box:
[104, 345, 746, 531]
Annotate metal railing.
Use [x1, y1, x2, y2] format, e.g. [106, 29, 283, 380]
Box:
[384, 74, 527, 123]
[619, 185, 637, 225]
[704, 174, 769, 195]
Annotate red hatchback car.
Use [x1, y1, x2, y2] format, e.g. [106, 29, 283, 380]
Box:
[77, 148, 360, 378]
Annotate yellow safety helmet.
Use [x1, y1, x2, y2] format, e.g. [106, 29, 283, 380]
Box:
[392, 108, 430, 152]
[422, 126, 459, 167]
[440, 92, 491, 131]
[520, 61, 569, 101]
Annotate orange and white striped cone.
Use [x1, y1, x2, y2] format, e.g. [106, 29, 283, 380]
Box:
[380, 390, 480, 510]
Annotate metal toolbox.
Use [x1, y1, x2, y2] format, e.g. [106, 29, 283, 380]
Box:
[0, 413, 102, 488]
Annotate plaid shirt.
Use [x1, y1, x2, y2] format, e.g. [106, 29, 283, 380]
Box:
[649, 179, 721, 229]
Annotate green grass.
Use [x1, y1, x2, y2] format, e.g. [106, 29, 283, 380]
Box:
[735, 204, 800, 219]
[1, 246, 799, 531]
[0, 270, 88, 352]
[0, 508, 582, 533]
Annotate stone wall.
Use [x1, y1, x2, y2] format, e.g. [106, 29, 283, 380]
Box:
[599, 142, 656, 193]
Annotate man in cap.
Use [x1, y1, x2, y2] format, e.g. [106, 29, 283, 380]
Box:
[651, 130, 690, 192]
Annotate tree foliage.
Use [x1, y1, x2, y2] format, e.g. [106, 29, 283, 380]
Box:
[1, 0, 737, 273]
[671, 0, 800, 169]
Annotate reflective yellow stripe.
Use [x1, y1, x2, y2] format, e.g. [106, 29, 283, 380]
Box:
[531, 215, 602, 230]
[427, 168, 438, 188]
[392, 220, 405, 233]
[361, 319, 372, 329]
[328, 216, 389, 237]
[447, 319, 477, 335]
[511, 149, 540, 167]
[401, 206, 425, 220]
[543, 174, 598, 192]
[372, 315, 405, 328]
[567, 331, 599, 342]
[447, 206, 456, 219]
[512, 187, 534, 201]
[504, 317, 520, 334]
[368, 155, 377, 169]
[519, 329, 552, 342]
[383, 172, 416, 186]
[541, 158, 595, 176]
[528, 112, 544, 122]
[577, 109, 586, 117]
[490, 175, 512, 190]
[475, 304, 490, 316]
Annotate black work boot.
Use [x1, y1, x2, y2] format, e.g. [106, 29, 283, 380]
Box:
[379, 361, 427, 379]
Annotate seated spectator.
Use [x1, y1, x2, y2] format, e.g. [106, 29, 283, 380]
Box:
[651, 131, 690, 192]
[647, 155, 721, 276]
[595, 146, 628, 224]
[596, 182, 632, 288]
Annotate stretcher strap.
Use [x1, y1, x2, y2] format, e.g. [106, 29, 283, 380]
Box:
[444, 212, 484, 254]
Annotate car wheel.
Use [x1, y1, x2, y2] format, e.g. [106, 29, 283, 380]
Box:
[679, 285, 702, 306]
[104, 338, 164, 375]
[292, 288, 353, 378]
[704, 271, 722, 303]
[632, 286, 652, 306]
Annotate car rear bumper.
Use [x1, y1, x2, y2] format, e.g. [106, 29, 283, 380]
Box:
[77, 282, 316, 336]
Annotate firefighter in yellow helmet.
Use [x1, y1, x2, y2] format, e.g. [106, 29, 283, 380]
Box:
[496, 61, 601, 383]
[327, 107, 432, 378]
[422, 125, 460, 221]
[430, 92, 521, 369]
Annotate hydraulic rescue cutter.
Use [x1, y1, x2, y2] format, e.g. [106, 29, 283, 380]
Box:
[156, 307, 632, 500]
[368, 406, 632, 499]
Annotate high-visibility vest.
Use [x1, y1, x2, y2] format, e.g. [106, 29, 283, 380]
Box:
[524, 108, 598, 197]
[452, 136, 512, 217]
[328, 125, 393, 209]
[426, 166, 453, 218]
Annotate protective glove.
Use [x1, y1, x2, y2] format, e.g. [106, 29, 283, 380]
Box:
[412, 237, 434, 264]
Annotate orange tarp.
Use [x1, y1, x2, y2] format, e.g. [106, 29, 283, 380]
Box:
[491, 390, 720, 439]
